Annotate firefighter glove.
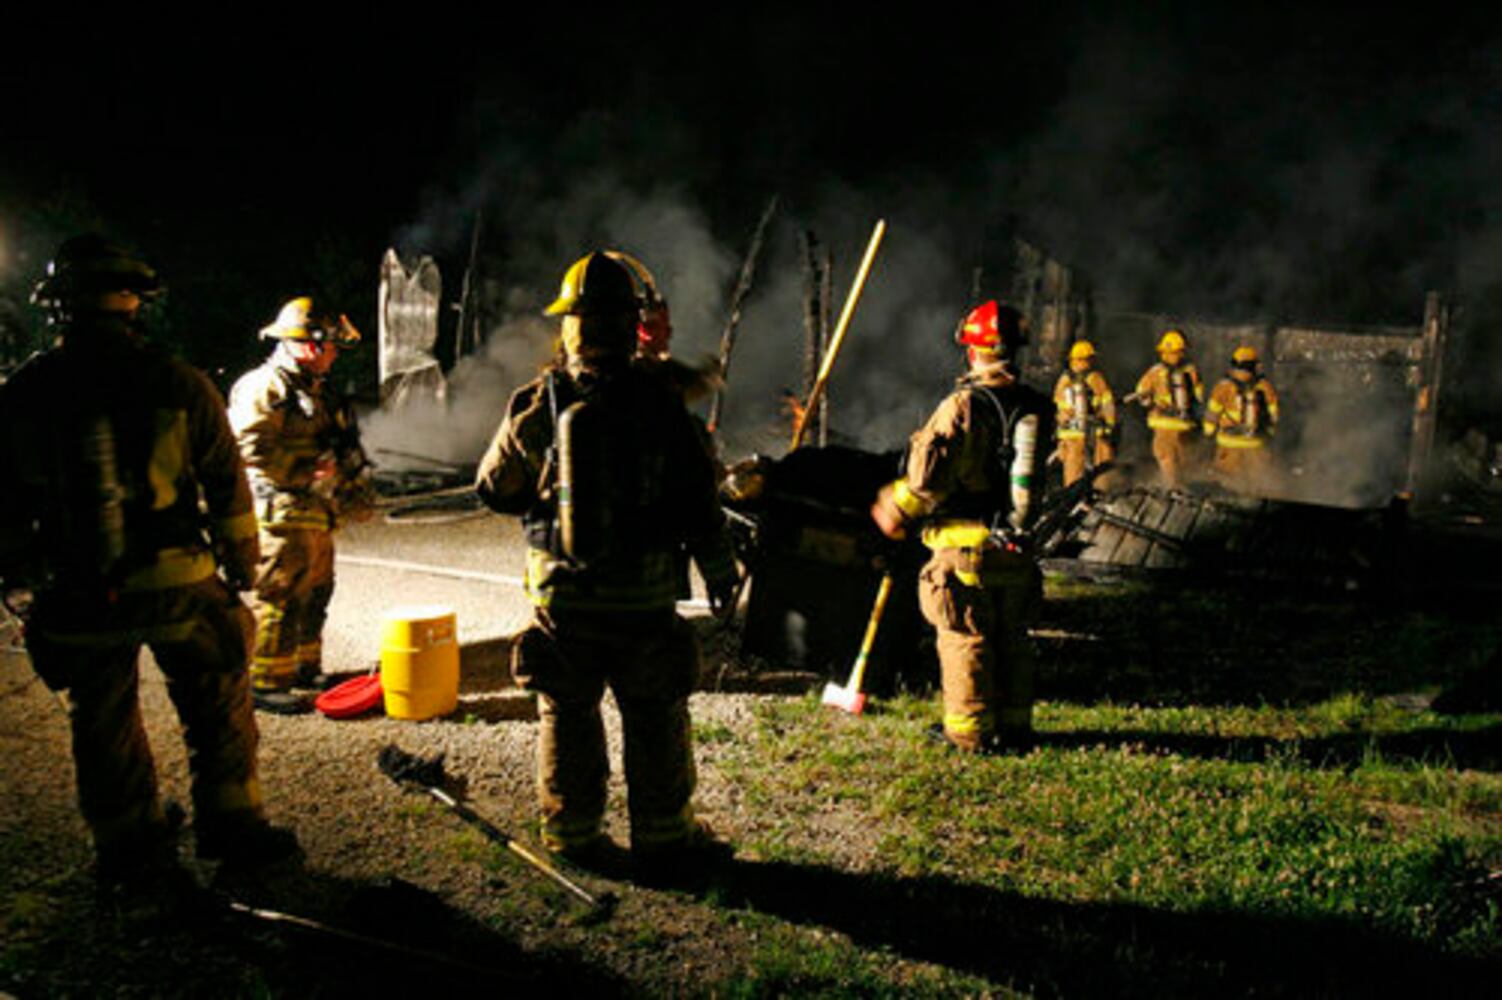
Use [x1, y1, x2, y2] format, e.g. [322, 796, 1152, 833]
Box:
[870, 484, 909, 541]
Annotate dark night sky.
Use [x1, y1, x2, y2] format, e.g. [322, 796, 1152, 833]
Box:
[5, 6, 1502, 409]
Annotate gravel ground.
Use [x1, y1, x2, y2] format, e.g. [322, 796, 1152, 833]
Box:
[0, 508, 838, 996]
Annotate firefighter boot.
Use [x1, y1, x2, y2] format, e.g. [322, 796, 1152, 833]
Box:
[550, 834, 631, 878]
[927, 722, 1033, 757]
[294, 660, 333, 691]
[632, 820, 733, 888]
[252, 686, 311, 715]
[982, 729, 1035, 756]
[195, 812, 302, 868]
[95, 820, 212, 926]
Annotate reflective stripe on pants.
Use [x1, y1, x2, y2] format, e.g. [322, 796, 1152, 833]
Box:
[918, 548, 1039, 752]
[251, 528, 335, 690]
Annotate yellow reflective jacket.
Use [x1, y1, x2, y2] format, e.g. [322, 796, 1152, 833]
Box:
[228, 349, 368, 532]
[1205, 376, 1279, 447]
[475, 360, 737, 613]
[0, 318, 258, 594]
[1134, 361, 1204, 431]
[882, 365, 1052, 572]
[1052, 368, 1116, 440]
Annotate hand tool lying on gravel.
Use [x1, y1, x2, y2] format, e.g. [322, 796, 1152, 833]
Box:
[223, 897, 517, 982]
[377, 744, 616, 918]
[822, 571, 894, 715]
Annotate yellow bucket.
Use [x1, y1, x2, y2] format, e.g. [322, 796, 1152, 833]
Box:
[380, 605, 459, 721]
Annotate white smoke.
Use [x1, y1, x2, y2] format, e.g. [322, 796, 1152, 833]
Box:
[361, 311, 556, 470]
[368, 21, 1502, 506]
[377, 171, 990, 471]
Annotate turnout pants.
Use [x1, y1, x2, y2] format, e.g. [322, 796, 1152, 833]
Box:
[1151, 427, 1195, 488]
[1058, 436, 1116, 489]
[250, 527, 336, 690]
[1213, 444, 1273, 494]
[918, 546, 1041, 752]
[511, 607, 700, 853]
[24, 577, 264, 859]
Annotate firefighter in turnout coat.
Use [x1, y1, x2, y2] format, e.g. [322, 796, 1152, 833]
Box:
[0, 236, 297, 885]
[871, 301, 1051, 754]
[228, 298, 372, 714]
[1204, 345, 1280, 492]
[1133, 329, 1205, 488]
[1052, 340, 1117, 488]
[475, 252, 740, 878]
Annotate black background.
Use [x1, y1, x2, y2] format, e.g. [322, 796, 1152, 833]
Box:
[5, 6, 1502, 414]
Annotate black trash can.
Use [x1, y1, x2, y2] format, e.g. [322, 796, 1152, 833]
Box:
[726, 445, 937, 696]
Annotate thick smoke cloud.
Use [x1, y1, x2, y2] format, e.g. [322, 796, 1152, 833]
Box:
[367, 11, 1502, 508]
[369, 152, 992, 469]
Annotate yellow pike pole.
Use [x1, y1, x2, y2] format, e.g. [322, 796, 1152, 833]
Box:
[790, 219, 887, 451]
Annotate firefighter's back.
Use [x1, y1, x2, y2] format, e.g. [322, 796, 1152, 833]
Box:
[1, 325, 245, 597]
[526, 363, 716, 613]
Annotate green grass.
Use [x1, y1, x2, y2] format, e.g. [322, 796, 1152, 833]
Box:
[6, 579, 1498, 996]
[695, 720, 737, 744]
[717, 915, 1007, 999]
[718, 690, 1502, 962]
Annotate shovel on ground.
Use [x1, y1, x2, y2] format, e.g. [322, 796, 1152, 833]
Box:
[822, 572, 894, 715]
[377, 744, 616, 919]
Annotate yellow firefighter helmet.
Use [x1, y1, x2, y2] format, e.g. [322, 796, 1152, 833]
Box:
[259, 297, 361, 344]
[1157, 329, 1187, 355]
[604, 250, 664, 309]
[1068, 340, 1097, 363]
[1232, 345, 1259, 364]
[544, 252, 642, 317]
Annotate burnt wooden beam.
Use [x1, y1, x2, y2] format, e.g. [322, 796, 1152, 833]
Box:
[1404, 291, 1450, 498]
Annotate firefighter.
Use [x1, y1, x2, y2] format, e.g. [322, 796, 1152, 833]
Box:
[870, 300, 1051, 754]
[1132, 329, 1204, 488]
[1053, 340, 1117, 488]
[228, 297, 374, 714]
[0, 236, 298, 893]
[475, 251, 741, 882]
[1204, 345, 1280, 491]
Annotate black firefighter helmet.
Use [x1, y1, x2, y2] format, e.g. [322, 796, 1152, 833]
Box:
[30, 234, 162, 315]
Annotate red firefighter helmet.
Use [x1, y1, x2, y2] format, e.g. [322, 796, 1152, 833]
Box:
[954, 300, 1028, 354]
